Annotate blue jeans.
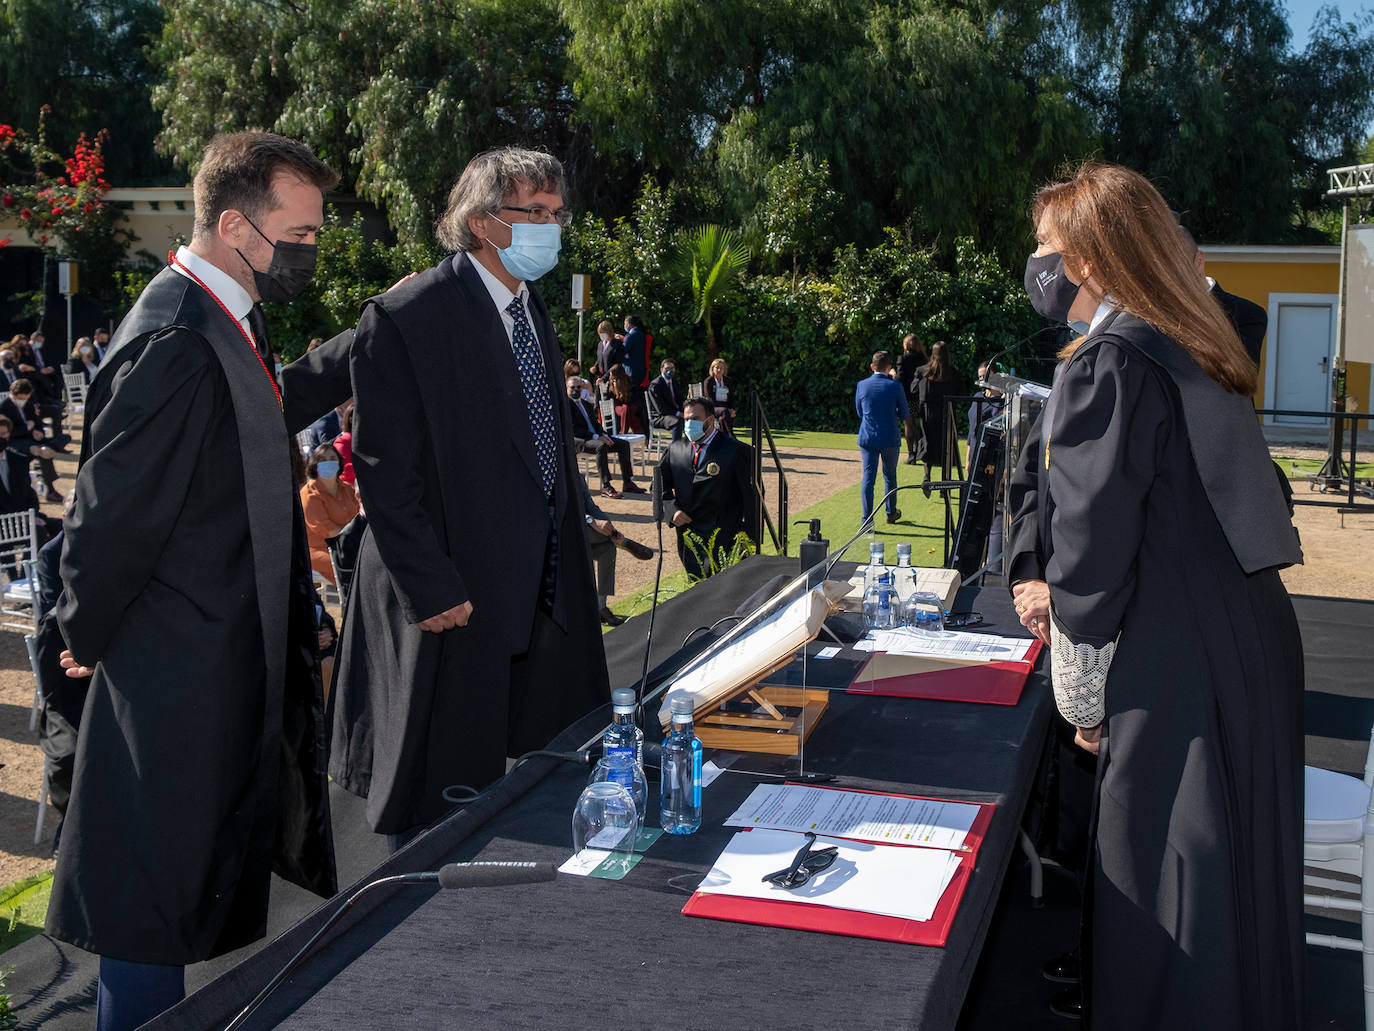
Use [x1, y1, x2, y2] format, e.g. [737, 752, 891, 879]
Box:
[97, 956, 185, 1031]
[860, 446, 900, 521]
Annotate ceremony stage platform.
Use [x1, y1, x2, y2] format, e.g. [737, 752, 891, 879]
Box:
[7, 557, 1373, 1029]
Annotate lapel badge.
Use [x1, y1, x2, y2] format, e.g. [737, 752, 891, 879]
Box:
[705, 461, 720, 476]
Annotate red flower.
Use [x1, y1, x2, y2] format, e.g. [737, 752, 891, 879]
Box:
[19, 208, 31, 220]
[82, 202, 94, 214]
[1, 195, 12, 207]
[0, 239, 9, 249]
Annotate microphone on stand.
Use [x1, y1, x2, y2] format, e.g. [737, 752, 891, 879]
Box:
[224, 862, 556, 1031]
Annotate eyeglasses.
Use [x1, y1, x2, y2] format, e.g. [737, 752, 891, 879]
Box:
[498, 205, 573, 227]
[762, 832, 839, 890]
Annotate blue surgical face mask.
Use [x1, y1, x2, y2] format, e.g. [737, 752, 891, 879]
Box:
[492, 216, 561, 282]
[684, 419, 706, 442]
[316, 460, 340, 480]
[662, 368, 674, 380]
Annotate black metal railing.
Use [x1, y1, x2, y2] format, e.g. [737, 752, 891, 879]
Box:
[1256, 408, 1373, 510]
[749, 390, 789, 555]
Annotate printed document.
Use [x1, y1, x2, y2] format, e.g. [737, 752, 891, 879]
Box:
[697, 829, 961, 922]
[852, 627, 1035, 663]
[724, 784, 979, 850]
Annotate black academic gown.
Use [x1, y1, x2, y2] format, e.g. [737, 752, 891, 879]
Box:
[46, 266, 348, 965]
[1021, 311, 1304, 1030]
[329, 254, 610, 835]
[657, 431, 758, 580]
[913, 371, 965, 467]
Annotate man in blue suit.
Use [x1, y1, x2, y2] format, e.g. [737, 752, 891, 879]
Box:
[855, 350, 909, 524]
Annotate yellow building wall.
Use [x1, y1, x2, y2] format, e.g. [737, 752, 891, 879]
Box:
[1205, 257, 1371, 429]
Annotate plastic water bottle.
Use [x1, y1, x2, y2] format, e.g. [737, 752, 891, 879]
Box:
[892, 542, 915, 602]
[603, 688, 644, 766]
[902, 590, 946, 633]
[660, 693, 703, 835]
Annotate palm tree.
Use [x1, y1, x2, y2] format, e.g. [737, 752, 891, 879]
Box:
[670, 224, 751, 361]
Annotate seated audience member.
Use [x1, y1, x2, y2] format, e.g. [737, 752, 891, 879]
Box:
[608, 365, 645, 434]
[21, 332, 63, 405]
[568, 377, 646, 498]
[0, 415, 59, 550]
[312, 587, 339, 706]
[564, 360, 594, 403]
[0, 337, 24, 384]
[90, 326, 110, 363]
[66, 338, 101, 383]
[1, 379, 69, 503]
[307, 399, 348, 455]
[300, 443, 360, 584]
[703, 357, 738, 434]
[333, 404, 356, 485]
[649, 358, 685, 439]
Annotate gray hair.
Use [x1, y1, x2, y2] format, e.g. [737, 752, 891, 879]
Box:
[435, 147, 567, 253]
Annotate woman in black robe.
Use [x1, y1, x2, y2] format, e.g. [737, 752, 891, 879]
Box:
[912, 340, 964, 484]
[1009, 162, 1304, 1030]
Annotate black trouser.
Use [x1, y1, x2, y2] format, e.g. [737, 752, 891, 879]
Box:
[576, 435, 635, 488]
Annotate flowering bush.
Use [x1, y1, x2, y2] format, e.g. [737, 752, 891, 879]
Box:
[0, 108, 130, 300]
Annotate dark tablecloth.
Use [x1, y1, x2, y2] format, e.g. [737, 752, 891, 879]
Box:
[149, 555, 1051, 1031]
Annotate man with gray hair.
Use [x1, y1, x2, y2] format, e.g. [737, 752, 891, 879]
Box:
[330, 147, 611, 848]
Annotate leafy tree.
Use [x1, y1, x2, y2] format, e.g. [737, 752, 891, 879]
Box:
[156, 0, 576, 244]
[753, 146, 841, 289]
[668, 224, 751, 361]
[1, 0, 174, 186]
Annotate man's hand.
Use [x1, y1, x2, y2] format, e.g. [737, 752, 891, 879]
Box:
[60, 649, 95, 679]
[590, 517, 615, 537]
[670, 510, 692, 528]
[317, 627, 335, 651]
[418, 600, 473, 633]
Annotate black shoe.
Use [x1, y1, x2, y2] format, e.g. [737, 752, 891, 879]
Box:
[599, 606, 625, 627]
[885, 508, 901, 524]
[1049, 987, 1082, 1020]
[905, 454, 918, 465]
[1042, 951, 1080, 984]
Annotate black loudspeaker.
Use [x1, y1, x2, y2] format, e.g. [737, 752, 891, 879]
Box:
[950, 414, 1006, 578]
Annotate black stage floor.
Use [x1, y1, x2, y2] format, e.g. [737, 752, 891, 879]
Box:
[8, 588, 1373, 1030]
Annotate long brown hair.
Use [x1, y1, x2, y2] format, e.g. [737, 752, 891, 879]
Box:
[1033, 162, 1255, 394]
[923, 341, 953, 383]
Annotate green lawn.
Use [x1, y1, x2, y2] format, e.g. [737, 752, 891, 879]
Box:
[1283, 457, 1374, 479]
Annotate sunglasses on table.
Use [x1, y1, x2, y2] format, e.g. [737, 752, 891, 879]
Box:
[762, 832, 840, 890]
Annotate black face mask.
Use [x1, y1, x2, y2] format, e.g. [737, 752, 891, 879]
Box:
[1023, 251, 1081, 324]
[237, 216, 317, 303]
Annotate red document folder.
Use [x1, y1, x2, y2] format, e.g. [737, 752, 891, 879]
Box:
[682, 787, 996, 946]
[846, 639, 1043, 706]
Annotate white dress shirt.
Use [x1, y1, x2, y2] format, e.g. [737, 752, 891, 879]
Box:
[169, 245, 256, 345]
[465, 253, 544, 351]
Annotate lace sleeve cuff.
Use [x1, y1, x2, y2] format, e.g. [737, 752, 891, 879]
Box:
[1049, 615, 1115, 728]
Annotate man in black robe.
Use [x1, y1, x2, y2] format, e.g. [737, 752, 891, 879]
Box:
[656, 396, 759, 580]
[330, 147, 611, 846]
[46, 131, 350, 1031]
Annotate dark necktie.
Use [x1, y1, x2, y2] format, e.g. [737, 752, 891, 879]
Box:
[506, 295, 558, 497]
[246, 305, 271, 358]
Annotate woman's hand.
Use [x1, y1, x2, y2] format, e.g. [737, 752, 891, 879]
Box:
[1012, 578, 1051, 644]
[1074, 724, 1102, 755]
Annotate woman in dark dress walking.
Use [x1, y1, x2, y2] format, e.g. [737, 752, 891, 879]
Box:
[1008, 162, 1304, 1030]
[912, 340, 963, 484]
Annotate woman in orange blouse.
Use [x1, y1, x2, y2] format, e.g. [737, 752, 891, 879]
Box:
[299, 443, 360, 584]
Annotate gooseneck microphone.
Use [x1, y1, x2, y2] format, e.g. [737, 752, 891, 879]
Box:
[223, 862, 556, 1031]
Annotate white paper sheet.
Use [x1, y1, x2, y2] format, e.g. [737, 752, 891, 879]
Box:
[852, 628, 1034, 663]
[723, 784, 979, 850]
[696, 829, 961, 922]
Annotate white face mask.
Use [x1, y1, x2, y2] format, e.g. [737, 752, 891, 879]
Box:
[599, 333, 610, 343]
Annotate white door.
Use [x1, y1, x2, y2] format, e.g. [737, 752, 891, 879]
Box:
[1273, 302, 1333, 424]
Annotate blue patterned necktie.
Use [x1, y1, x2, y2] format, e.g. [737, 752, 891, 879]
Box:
[506, 294, 558, 497]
